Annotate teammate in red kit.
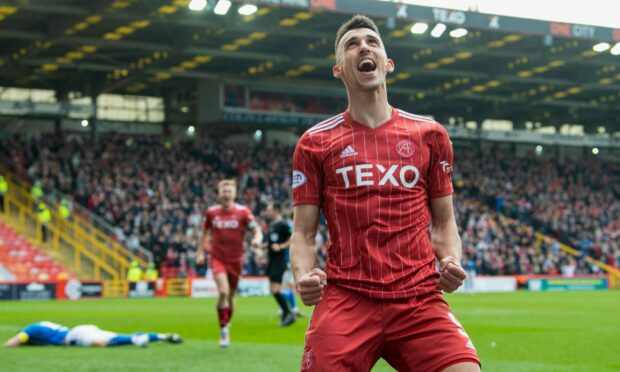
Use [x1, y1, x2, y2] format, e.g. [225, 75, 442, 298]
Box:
[197, 179, 262, 348]
[290, 15, 481, 371]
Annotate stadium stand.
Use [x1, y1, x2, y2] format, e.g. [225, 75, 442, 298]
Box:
[245, 91, 347, 114]
[0, 265, 15, 281]
[1, 134, 294, 276]
[0, 0, 617, 286]
[2, 134, 617, 278]
[454, 152, 620, 272]
[456, 195, 591, 276]
[0, 221, 71, 281]
[0, 1, 619, 370]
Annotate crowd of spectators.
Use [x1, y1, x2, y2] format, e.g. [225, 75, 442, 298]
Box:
[2, 134, 294, 276]
[453, 151, 620, 272]
[455, 195, 594, 276]
[2, 134, 617, 277]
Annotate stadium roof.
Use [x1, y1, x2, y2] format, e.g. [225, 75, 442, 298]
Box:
[0, 0, 619, 131]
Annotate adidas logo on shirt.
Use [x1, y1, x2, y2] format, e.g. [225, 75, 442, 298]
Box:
[340, 145, 358, 158]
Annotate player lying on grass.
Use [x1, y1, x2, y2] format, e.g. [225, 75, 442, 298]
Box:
[3, 321, 182, 348]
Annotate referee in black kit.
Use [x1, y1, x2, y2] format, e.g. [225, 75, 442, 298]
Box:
[264, 201, 296, 327]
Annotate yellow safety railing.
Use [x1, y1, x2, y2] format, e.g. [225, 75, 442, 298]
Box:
[102, 278, 190, 298]
[2, 192, 118, 280]
[103, 279, 128, 298]
[496, 214, 619, 289]
[0, 169, 148, 279]
[534, 232, 620, 289]
[166, 278, 189, 296]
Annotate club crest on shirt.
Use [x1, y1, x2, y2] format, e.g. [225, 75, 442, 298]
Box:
[396, 140, 415, 158]
[292, 170, 307, 189]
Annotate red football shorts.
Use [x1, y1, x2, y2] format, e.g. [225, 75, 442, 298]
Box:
[301, 284, 480, 372]
[210, 257, 242, 293]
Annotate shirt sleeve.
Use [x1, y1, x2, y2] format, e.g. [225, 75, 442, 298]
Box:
[427, 124, 454, 199]
[19, 324, 39, 344]
[292, 134, 323, 206]
[17, 331, 29, 344]
[281, 221, 292, 241]
[202, 210, 212, 231]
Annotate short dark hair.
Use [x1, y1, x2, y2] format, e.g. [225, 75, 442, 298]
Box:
[335, 15, 380, 57]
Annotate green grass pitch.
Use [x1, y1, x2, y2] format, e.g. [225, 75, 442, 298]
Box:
[0, 291, 618, 371]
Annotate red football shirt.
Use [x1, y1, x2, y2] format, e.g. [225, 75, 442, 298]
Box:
[292, 108, 454, 299]
[203, 203, 255, 262]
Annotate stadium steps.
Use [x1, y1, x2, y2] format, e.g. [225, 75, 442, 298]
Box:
[0, 213, 93, 279]
[0, 221, 73, 281]
[499, 214, 620, 289]
[534, 231, 620, 289]
[0, 167, 135, 280]
[0, 264, 16, 280]
[0, 207, 103, 280]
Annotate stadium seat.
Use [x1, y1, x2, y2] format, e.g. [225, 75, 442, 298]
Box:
[0, 221, 72, 281]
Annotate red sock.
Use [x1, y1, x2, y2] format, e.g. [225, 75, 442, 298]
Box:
[217, 307, 230, 328]
[223, 308, 230, 326]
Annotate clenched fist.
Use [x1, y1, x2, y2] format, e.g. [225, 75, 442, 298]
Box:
[295, 268, 327, 306]
[438, 256, 467, 293]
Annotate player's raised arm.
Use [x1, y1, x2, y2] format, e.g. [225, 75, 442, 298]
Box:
[291, 204, 325, 305]
[430, 195, 467, 293]
[249, 221, 263, 249]
[197, 225, 211, 265]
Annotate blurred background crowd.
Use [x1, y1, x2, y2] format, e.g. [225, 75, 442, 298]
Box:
[2, 133, 618, 278]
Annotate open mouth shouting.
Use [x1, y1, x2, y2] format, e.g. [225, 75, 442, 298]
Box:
[357, 58, 377, 77]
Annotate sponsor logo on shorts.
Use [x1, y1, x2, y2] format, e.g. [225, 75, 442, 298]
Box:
[292, 170, 307, 189]
[301, 350, 315, 370]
